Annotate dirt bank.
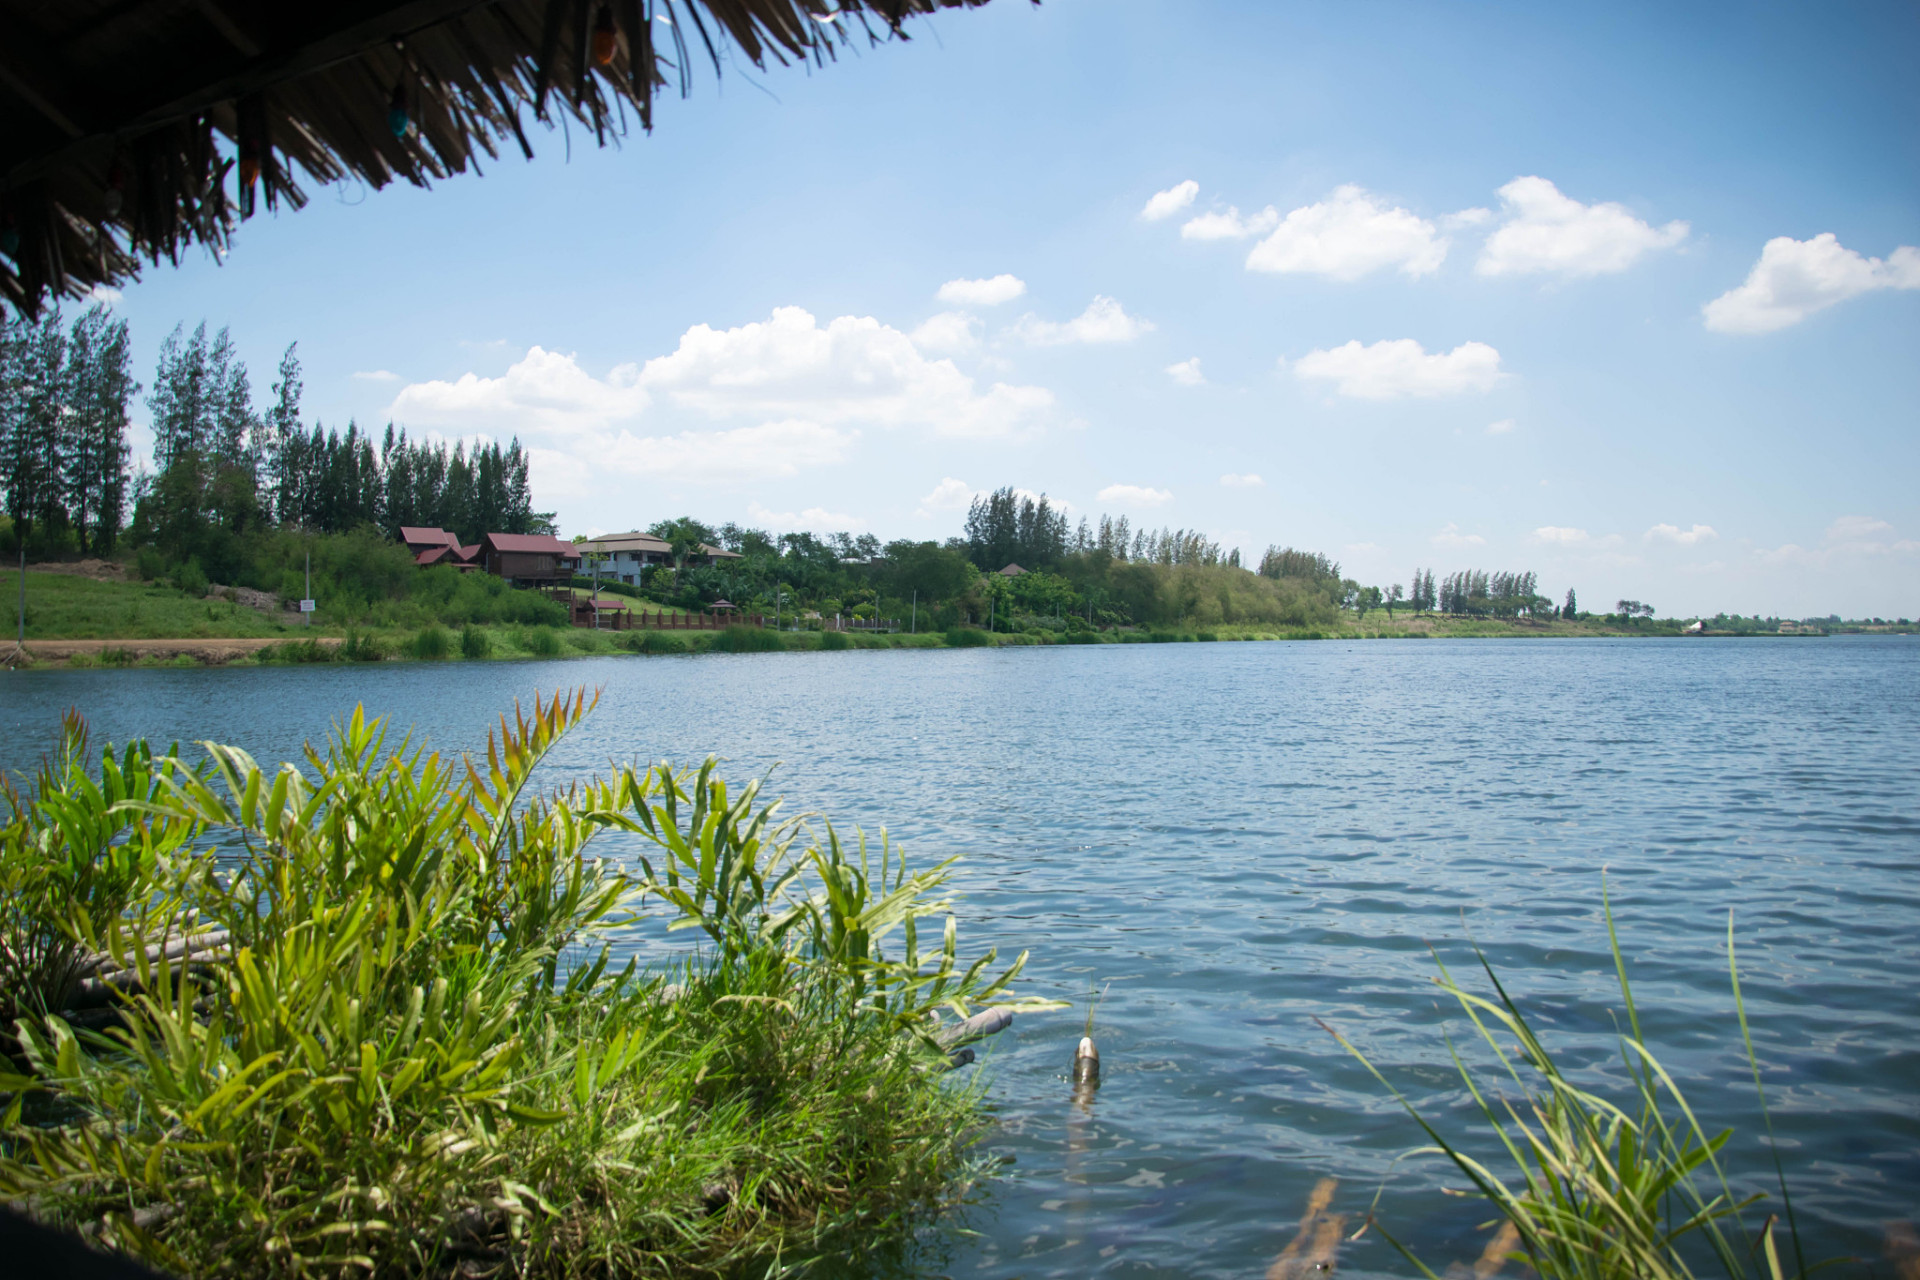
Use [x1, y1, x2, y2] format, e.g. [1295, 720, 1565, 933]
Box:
[7, 636, 338, 667]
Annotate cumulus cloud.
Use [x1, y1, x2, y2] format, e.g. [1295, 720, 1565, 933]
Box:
[1646, 523, 1718, 545]
[1476, 176, 1688, 277]
[1532, 526, 1591, 544]
[1219, 473, 1264, 488]
[909, 311, 981, 354]
[1010, 296, 1154, 346]
[936, 274, 1026, 306]
[1486, 418, 1517, 435]
[526, 419, 855, 495]
[1166, 357, 1205, 386]
[1757, 517, 1918, 564]
[1290, 338, 1503, 399]
[86, 284, 124, 306]
[1701, 234, 1920, 334]
[638, 307, 1052, 437]
[1181, 205, 1280, 241]
[354, 369, 402, 382]
[747, 501, 866, 531]
[1430, 523, 1486, 548]
[1244, 185, 1448, 279]
[916, 477, 977, 515]
[1827, 515, 1892, 542]
[1098, 483, 1173, 507]
[1141, 180, 1199, 221]
[393, 346, 648, 435]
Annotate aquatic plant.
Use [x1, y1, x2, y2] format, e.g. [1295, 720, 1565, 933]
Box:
[459, 624, 491, 659]
[1331, 890, 1814, 1280]
[710, 625, 783, 653]
[0, 692, 1047, 1277]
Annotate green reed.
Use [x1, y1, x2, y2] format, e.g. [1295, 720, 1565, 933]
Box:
[1330, 886, 1817, 1280]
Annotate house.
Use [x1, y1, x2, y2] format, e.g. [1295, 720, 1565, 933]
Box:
[479, 533, 580, 585]
[578, 531, 743, 585]
[998, 563, 1026, 577]
[401, 526, 481, 571]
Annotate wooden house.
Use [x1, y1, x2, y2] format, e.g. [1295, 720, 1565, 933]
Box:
[479, 533, 579, 586]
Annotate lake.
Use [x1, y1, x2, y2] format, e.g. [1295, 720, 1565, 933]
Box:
[4, 637, 1917, 1277]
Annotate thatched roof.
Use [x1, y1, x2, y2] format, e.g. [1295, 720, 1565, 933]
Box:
[1, 0, 996, 316]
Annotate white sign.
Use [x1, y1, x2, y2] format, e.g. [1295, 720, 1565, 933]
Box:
[299, 599, 316, 613]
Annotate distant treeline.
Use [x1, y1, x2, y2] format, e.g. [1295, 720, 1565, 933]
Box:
[2, 309, 549, 594]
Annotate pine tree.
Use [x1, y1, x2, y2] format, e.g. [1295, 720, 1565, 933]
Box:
[261, 344, 302, 523]
[149, 322, 213, 471]
[63, 306, 135, 554]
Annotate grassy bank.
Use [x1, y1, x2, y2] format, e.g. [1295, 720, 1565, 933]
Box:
[0, 693, 1053, 1277]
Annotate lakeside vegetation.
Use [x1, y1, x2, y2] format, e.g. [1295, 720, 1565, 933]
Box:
[0, 693, 1052, 1276]
[1337, 893, 1822, 1280]
[6, 308, 1906, 661]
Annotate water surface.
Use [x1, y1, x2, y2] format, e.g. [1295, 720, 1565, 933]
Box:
[5, 637, 1916, 1276]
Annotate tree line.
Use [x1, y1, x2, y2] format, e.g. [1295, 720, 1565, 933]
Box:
[2, 309, 548, 572]
[0, 305, 136, 555]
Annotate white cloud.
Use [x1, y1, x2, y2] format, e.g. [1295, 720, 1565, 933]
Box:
[1290, 338, 1503, 399]
[747, 501, 865, 531]
[1141, 180, 1199, 221]
[1219, 473, 1264, 488]
[637, 307, 1052, 437]
[916, 477, 977, 515]
[393, 346, 647, 435]
[1010, 296, 1154, 346]
[1827, 515, 1892, 542]
[354, 369, 402, 382]
[527, 419, 855, 496]
[1181, 206, 1280, 241]
[1485, 418, 1517, 435]
[1166, 357, 1205, 386]
[936, 274, 1026, 306]
[86, 284, 123, 306]
[1646, 522, 1718, 545]
[1532, 526, 1591, 544]
[1476, 176, 1688, 277]
[910, 310, 981, 354]
[1443, 207, 1493, 229]
[1244, 185, 1448, 279]
[1701, 234, 1920, 334]
[1098, 483, 1173, 507]
[1430, 522, 1486, 549]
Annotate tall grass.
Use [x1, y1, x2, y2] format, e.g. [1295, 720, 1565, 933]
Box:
[1329, 888, 1816, 1280]
[0, 691, 1052, 1277]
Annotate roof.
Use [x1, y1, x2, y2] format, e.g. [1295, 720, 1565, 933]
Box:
[701, 544, 743, 560]
[414, 545, 452, 566]
[998, 563, 1026, 576]
[400, 525, 458, 547]
[2, 0, 995, 316]
[482, 532, 578, 556]
[582, 531, 671, 553]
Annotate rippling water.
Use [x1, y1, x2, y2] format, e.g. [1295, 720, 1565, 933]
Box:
[5, 637, 1917, 1276]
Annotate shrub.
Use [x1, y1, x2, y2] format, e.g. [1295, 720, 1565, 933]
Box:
[944, 627, 991, 648]
[261, 638, 335, 664]
[636, 630, 689, 655]
[819, 630, 850, 650]
[341, 630, 386, 662]
[410, 624, 452, 660]
[711, 625, 783, 653]
[521, 626, 562, 657]
[0, 696, 1055, 1277]
[172, 557, 208, 597]
[459, 625, 491, 659]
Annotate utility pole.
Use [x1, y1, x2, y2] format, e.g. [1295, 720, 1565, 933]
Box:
[304, 548, 312, 627]
[16, 540, 24, 649]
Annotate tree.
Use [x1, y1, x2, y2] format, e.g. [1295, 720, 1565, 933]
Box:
[1, 306, 71, 546]
[1385, 583, 1405, 620]
[63, 306, 135, 554]
[1356, 584, 1383, 617]
[261, 344, 302, 523]
[1562, 587, 1577, 620]
[650, 516, 718, 586]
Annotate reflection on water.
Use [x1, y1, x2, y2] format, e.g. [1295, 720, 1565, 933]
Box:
[4, 637, 1917, 1277]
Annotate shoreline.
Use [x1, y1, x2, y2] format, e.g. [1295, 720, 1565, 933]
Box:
[4, 621, 1896, 671]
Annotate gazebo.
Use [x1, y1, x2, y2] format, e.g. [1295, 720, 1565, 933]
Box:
[2, 0, 997, 316]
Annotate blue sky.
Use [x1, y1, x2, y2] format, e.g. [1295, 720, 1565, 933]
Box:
[102, 0, 1919, 616]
